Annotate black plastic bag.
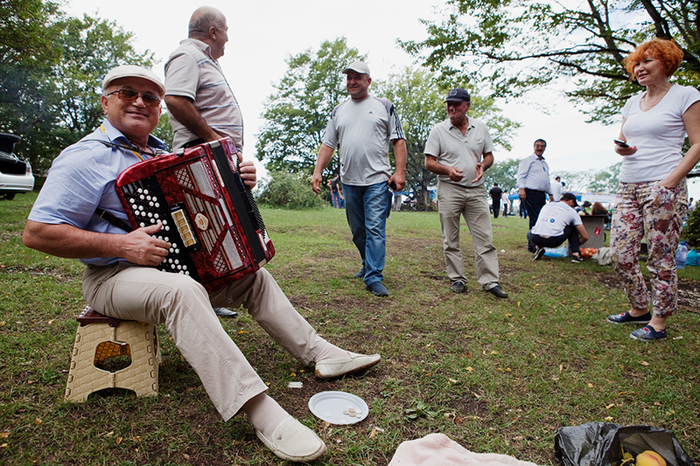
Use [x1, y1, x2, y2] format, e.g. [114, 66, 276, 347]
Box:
[554, 422, 694, 466]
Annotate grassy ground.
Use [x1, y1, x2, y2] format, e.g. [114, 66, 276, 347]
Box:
[1, 193, 698, 466]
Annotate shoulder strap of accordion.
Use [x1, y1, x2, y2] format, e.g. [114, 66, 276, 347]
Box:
[95, 207, 134, 233]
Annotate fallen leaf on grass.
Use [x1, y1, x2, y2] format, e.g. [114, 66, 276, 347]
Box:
[641, 361, 650, 366]
[605, 416, 614, 421]
[237, 330, 247, 335]
[466, 367, 474, 372]
[513, 436, 524, 441]
[0, 432, 8, 439]
[606, 403, 615, 409]
[588, 383, 594, 388]
[116, 437, 123, 445]
[34, 418, 41, 425]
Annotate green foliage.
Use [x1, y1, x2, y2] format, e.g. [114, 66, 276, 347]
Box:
[256, 170, 325, 210]
[404, 401, 438, 421]
[682, 204, 700, 247]
[0, 1, 155, 173]
[400, 0, 700, 124]
[255, 38, 364, 179]
[484, 158, 520, 193]
[154, 113, 174, 149]
[587, 162, 622, 193]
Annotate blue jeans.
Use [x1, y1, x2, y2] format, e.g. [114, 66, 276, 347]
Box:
[343, 182, 389, 285]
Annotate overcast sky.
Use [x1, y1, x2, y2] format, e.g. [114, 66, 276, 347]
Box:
[64, 0, 700, 199]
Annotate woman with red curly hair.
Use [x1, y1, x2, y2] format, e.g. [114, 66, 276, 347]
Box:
[607, 39, 700, 341]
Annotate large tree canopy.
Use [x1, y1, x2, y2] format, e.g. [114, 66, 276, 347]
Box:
[255, 38, 364, 177]
[0, 1, 154, 172]
[400, 0, 700, 124]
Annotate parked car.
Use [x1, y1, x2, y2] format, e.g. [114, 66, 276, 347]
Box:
[0, 133, 34, 200]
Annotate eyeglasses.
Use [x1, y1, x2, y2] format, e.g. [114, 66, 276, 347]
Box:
[105, 88, 162, 107]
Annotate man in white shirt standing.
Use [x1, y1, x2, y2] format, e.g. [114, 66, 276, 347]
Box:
[517, 139, 554, 252]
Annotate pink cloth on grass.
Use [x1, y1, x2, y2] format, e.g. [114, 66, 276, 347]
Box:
[388, 433, 540, 466]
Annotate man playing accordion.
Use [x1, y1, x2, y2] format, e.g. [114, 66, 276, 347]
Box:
[22, 65, 380, 463]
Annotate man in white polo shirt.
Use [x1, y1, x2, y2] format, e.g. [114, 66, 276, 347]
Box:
[530, 192, 589, 263]
[424, 88, 508, 299]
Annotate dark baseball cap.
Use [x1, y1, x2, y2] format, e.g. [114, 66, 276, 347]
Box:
[445, 88, 471, 102]
[561, 193, 578, 206]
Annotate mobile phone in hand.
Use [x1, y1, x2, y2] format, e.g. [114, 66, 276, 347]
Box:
[614, 139, 629, 148]
[389, 181, 397, 191]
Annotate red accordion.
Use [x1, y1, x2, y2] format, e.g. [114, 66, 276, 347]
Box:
[115, 138, 274, 292]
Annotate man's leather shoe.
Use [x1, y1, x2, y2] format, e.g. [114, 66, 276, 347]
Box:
[255, 416, 327, 462]
[486, 285, 508, 299]
[315, 352, 381, 379]
[366, 281, 388, 297]
[214, 307, 238, 318]
[450, 281, 466, 293]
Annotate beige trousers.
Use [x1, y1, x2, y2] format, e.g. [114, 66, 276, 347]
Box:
[437, 181, 500, 290]
[82, 263, 325, 421]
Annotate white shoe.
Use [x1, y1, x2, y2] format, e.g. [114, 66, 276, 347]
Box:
[314, 352, 381, 379]
[255, 416, 327, 462]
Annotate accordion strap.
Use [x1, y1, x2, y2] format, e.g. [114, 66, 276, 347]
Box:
[95, 208, 133, 233]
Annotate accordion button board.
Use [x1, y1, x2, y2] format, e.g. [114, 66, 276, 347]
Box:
[116, 138, 275, 292]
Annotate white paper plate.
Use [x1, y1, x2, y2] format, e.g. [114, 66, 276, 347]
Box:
[308, 391, 369, 425]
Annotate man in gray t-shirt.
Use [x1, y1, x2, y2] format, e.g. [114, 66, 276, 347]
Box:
[312, 61, 407, 297]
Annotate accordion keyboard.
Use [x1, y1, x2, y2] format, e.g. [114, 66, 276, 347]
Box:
[121, 178, 199, 280]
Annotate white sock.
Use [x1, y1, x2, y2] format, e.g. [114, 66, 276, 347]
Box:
[315, 341, 351, 362]
[242, 393, 289, 439]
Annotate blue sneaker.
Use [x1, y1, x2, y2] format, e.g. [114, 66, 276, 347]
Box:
[630, 326, 667, 341]
[607, 311, 652, 324]
[366, 281, 388, 297]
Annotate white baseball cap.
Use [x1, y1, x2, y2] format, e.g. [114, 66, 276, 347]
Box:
[342, 61, 371, 77]
[102, 65, 165, 95]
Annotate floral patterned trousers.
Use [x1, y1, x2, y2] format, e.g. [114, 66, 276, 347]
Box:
[610, 180, 687, 317]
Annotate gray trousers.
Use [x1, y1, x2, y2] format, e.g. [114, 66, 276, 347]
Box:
[83, 264, 325, 421]
[437, 181, 500, 290]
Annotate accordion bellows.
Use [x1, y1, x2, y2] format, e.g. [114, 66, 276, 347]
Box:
[116, 138, 274, 292]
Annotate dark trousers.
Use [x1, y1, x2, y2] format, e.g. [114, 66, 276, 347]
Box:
[527, 224, 582, 255]
[491, 198, 501, 218]
[523, 189, 547, 252]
